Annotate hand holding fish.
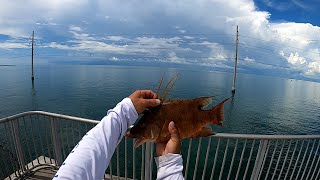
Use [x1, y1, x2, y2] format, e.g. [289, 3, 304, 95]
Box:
[156, 121, 181, 155]
[129, 90, 161, 114]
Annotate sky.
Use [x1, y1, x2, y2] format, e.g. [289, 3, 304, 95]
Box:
[0, 0, 319, 81]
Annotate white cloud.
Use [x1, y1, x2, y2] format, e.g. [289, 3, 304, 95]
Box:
[36, 18, 58, 26]
[0, 0, 319, 80]
[0, 42, 29, 49]
[46, 42, 72, 50]
[270, 23, 320, 48]
[279, 51, 285, 56]
[307, 62, 320, 75]
[183, 36, 194, 39]
[128, 36, 190, 55]
[110, 56, 119, 61]
[279, 51, 320, 76]
[0, 27, 30, 38]
[282, 52, 307, 65]
[244, 57, 255, 63]
[105, 36, 129, 41]
[68, 29, 96, 41]
[45, 33, 191, 56]
[178, 29, 186, 34]
[48, 41, 128, 53]
[167, 52, 185, 63]
[0, 0, 89, 38]
[196, 42, 230, 61]
[69, 25, 82, 32]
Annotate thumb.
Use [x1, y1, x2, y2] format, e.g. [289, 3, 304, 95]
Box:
[142, 99, 161, 108]
[168, 121, 180, 141]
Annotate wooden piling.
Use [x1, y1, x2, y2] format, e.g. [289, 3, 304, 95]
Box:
[232, 26, 239, 94]
[31, 31, 34, 81]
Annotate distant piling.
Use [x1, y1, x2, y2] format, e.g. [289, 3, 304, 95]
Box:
[232, 26, 239, 94]
[31, 31, 35, 81]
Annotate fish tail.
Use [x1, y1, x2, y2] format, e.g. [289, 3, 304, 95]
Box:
[210, 98, 229, 125]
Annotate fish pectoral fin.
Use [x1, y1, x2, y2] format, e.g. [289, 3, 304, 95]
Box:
[192, 126, 215, 138]
[134, 138, 147, 148]
[198, 96, 214, 109]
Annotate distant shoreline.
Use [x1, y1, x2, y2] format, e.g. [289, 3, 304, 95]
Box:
[0, 65, 16, 66]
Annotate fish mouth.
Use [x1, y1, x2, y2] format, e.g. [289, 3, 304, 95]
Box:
[125, 131, 134, 138]
[125, 131, 139, 138]
[126, 126, 135, 138]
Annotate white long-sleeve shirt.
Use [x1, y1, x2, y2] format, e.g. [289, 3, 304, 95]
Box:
[53, 98, 184, 180]
[155, 154, 184, 180]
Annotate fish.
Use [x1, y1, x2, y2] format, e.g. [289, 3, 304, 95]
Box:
[126, 76, 229, 148]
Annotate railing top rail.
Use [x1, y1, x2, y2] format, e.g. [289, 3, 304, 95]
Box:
[0, 111, 99, 124]
[213, 133, 320, 140]
[1, 111, 320, 139]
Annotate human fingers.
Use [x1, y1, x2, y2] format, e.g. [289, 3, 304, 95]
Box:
[138, 90, 158, 99]
[142, 99, 161, 108]
[128, 90, 158, 101]
[168, 121, 180, 142]
[129, 90, 160, 114]
[139, 90, 160, 108]
[165, 121, 181, 154]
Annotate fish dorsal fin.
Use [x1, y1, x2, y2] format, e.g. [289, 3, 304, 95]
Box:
[197, 96, 213, 109]
[158, 75, 179, 102]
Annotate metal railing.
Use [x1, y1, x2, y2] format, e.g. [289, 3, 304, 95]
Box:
[0, 111, 320, 180]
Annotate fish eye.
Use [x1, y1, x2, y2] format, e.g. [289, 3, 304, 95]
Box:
[140, 123, 146, 128]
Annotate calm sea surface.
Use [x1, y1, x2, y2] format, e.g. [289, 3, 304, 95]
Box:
[1, 64, 320, 135]
[1, 64, 320, 179]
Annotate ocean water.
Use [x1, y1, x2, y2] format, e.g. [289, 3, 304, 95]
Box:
[1, 64, 320, 179]
[1, 64, 319, 135]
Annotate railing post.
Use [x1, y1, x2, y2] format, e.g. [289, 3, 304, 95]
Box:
[144, 142, 152, 180]
[12, 119, 26, 171]
[50, 117, 63, 166]
[251, 139, 268, 180]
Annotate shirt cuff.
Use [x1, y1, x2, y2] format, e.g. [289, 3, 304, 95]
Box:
[155, 154, 183, 179]
[107, 97, 139, 126]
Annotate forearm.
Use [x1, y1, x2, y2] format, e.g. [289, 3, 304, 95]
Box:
[155, 154, 184, 180]
[53, 98, 138, 180]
